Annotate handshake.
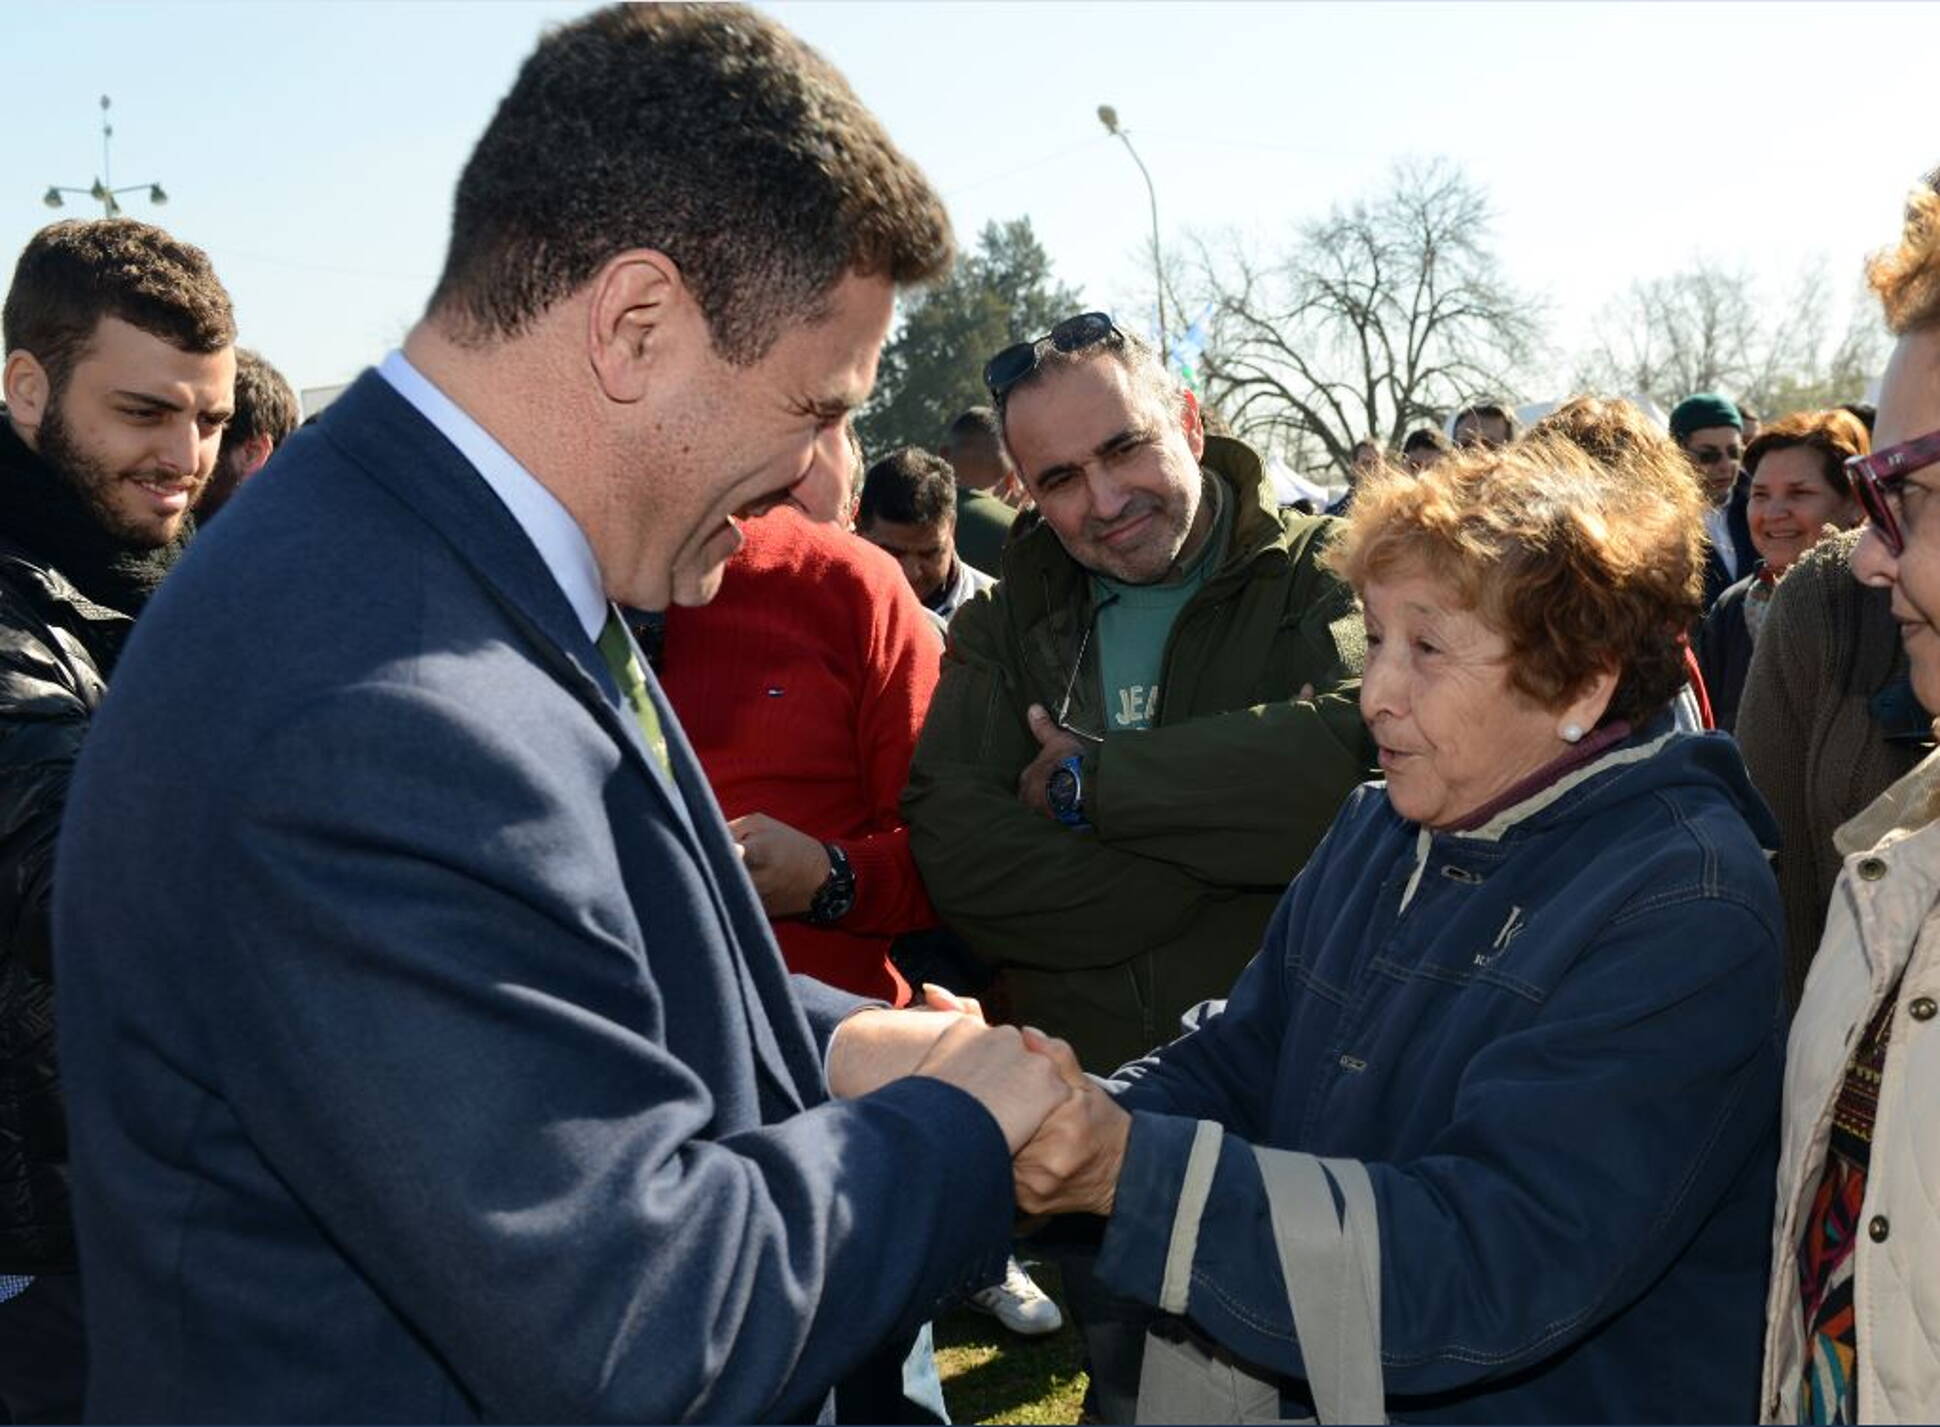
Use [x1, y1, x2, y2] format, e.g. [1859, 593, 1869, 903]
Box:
[828, 985, 1131, 1217]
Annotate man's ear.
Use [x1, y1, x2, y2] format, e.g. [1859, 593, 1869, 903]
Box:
[584, 250, 688, 404]
[237, 432, 276, 480]
[3, 351, 51, 431]
[1180, 388, 1206, 461]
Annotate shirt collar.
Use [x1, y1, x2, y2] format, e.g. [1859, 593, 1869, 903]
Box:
[377, 350, 607, 643]
[1837, 742, 1940, 856]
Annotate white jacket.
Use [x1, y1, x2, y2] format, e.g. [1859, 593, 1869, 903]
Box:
[1761, 747, 1940, 1423]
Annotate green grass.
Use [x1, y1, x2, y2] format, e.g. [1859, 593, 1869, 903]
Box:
[934, 1260, 1089, 1425]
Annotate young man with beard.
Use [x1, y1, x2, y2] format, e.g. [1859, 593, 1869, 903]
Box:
[0, 217, 236, 1422]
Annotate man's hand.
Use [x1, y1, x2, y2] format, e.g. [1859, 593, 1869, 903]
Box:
[912, 1018, 1077, 1154]
[727, 813, 829, 918]
[825, 986, 987, 1098]
[1017, 704, 1084, 817]
[1012, 1029, 1132, 1216]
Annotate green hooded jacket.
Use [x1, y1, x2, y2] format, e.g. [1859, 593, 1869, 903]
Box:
[904, 435, 1374, 1070]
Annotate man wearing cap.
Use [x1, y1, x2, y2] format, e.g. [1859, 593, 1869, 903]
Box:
[1672, 392, 1754, 607]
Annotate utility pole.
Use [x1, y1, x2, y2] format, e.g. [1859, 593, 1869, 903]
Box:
[1097, 104, 1168, 363]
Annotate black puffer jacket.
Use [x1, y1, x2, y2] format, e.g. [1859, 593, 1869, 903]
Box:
[0, 539, 126, 1272]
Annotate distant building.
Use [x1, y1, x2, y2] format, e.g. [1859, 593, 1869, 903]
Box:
[300, 383, 350, 419]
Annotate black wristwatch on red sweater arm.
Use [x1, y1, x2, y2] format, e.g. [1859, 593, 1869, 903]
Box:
[804, 841, 856, 925]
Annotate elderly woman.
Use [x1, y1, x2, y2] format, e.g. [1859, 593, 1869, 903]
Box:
[1696, 411, 1868, 731]
[1018, 434, 1784, 1424]
[1759, 180, 1940, 1424]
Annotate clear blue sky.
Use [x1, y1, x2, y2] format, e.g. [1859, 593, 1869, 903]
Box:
[1, 1, 1932, 401]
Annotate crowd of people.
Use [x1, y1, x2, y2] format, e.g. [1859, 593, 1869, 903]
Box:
[0, 4, 1936, 1424]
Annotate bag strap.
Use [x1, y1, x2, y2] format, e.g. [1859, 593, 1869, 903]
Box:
[1253, 1147, 1386, 1425]
[1159, 1120, 1225, 1314]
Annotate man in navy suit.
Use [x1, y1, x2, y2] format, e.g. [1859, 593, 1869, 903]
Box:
[52, 6, 1076, 1421]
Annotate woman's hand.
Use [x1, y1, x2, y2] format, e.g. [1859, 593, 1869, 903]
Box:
[1013, 1028, 1132, 1216]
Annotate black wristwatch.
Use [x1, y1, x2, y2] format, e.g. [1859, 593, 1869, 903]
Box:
[1046, 753, 1087, 828]
[804, 841, 857, 925]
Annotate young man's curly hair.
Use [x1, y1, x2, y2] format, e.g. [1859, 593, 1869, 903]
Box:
[2, 218, 234, 397]
[428, 2, 952, 365]
[1325, 431, 1706, 728]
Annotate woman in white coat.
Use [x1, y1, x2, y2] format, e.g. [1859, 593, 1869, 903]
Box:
[1762, 179, 1940, 1425]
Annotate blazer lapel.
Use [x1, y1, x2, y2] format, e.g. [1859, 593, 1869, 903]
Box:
[315, 372, 816, 1110]
[643, 665, 818, 1113]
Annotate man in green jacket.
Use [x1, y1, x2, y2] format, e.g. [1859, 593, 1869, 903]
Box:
[905, 315, 1373, 1072]
[940, 406, 1020, 578]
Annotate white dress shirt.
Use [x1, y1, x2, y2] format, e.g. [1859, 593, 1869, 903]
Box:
[377, 350, 607, 643]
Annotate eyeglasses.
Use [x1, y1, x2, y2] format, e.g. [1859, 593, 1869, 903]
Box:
[1846, 427, 1940, 557]
[983, 312, 1124, 404]
[1052, 606, 1110, 745]
[1688, 443, 1744, 466]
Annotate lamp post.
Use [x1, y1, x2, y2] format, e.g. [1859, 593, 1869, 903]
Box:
[42, 95, 168, 218]
[1096, 103, 1167, 363]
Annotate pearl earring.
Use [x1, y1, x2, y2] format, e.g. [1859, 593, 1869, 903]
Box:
[1560, 722, 1584, 744]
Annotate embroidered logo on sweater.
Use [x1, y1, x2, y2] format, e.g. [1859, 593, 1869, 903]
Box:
[1475, 905, 1525, 965]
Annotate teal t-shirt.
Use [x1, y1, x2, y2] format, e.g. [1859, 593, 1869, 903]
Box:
[1090, 476, 1233, 732]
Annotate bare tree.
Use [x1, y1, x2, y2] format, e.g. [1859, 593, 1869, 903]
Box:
[1181, 159, 1542, 477]
[1576, 259, 1884, 418]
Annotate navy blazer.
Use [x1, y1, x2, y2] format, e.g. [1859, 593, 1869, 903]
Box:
[54, 372, 1012, 1423]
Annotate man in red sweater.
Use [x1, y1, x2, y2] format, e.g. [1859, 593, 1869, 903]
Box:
[657, 497, 942, 1004]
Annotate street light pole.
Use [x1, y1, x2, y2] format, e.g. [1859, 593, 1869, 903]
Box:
[42, 95, 169, 218]
[1097, 104, 1168, 363]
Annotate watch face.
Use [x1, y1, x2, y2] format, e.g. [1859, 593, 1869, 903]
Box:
[808, 844, 857, 924]
[1047, 766, 1079, 815]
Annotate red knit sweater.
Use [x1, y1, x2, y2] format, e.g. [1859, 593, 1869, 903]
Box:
[659, 508, 941, 1002]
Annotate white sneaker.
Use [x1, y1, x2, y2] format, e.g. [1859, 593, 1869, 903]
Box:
[968, 1256, 1063, 1336]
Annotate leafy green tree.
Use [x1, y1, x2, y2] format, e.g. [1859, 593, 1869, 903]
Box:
[857, 217, 1081, 456]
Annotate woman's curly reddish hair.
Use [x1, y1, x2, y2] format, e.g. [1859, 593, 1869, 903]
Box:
[1868, 177, 1940, 335]
[1323, 429, 1706, 726]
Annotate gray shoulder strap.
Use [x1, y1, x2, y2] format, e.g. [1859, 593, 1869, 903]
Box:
[1159, 1120, 1225, 1315]
[1253, 1147, 1386, 1425]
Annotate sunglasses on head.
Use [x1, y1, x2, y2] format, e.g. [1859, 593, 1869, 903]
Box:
[1846, 426, 1940, 557]
[1689, 443, 1744, 466]
[983, 312, 1124, 403]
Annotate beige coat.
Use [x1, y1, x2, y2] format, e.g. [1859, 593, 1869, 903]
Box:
[1761, 747, 1940, 1423]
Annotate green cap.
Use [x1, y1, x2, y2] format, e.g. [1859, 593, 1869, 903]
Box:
[1669, 393, 1742, 442]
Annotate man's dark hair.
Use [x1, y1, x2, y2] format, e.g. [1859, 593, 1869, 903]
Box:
[221, 348, 300, 456]
[1453, 401, 1520, 438]
[427, 3, 952, 364]
[1402, 427, 1450, 457]
[2, 218, 235, 396]
[858, 446, 956, 528]
[1840, 401, 1878, 435]
[945, 406, 1002, 448]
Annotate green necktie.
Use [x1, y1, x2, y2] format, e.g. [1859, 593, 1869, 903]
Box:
[597, 610, 671, 777]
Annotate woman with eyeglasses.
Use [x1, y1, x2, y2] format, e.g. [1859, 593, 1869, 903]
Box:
[1016, 431, 1783, 1424]
[1695, 410, 1869, 732]
[1759, 181, 1940, 1425]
